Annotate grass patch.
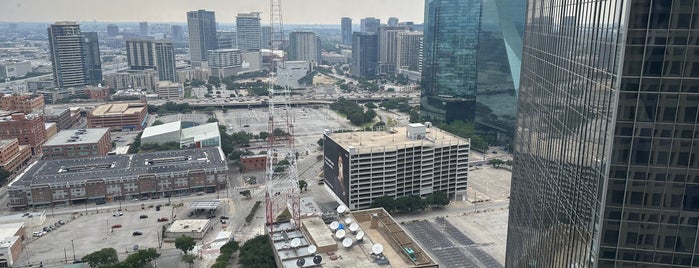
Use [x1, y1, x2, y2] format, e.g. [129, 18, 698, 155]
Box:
[246, 201, 262, 224]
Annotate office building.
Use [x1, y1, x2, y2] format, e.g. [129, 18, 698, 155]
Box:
[421, 0, 524, 140]
[104, 70, 159, 91]
[208, 49, 242, 78]
[82, 31, 103, 84]
[505, 0, 699, 267]
[323, 124, 469, 209]
[351, 32, 378, 79]
[154, 40, 177, 82]
[155, 81, 183, 100]
[261, 26, 272, 49]
[0, 94, 44, 114]
[360, 17, 380, 33]
[126, 39, 156, 70]
[396, 31, 423, 72]
[139, 21, 148, 36]
[187, 10, 217, 66]
[217, 31, 237, 49]
[387, 17, 399, 27]
[8, 147, 228, 209]
[87, 103, 148, 131]
[48, 22, 93, 88]
[0, 113, 47, 155]
[42, 128, 111, 160]
[288, 31, 321, 65]
[0, 139, 31, 173]
[341, 17, 353, 45]
[43, 107, 79, 131]
[107, 24, 119, 36]
[141, 121, 221, 148]
[236, 12, 262, 51]
[170, 25, 183, 41]
[377, 26, 409, 74]
[0, 62, 32, 80]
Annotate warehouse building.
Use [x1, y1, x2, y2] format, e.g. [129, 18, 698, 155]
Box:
[141, 121, 220, 148]
[323, 123, 469, 209]
[8, 147, 228, 209]
[42, 128, 111, 160]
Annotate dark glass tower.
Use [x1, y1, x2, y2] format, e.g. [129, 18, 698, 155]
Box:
[351, 32, 378, 79]
[421, 0, 524, 140]
[341, 17, 352, 45]
[187, 10, 217, 65]
[507, 1, 699, 267]
[82, 32, 102, 84]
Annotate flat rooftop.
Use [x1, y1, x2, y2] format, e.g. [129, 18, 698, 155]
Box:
[190, 200, 221, 210]
[10, 147, 227, 187]
[142, 121, 180, 138]
[0, 222, 23, 239]
[44, 128, 109, 146]
[167, 219, 210, 233]
[91, 103, 146, 116]
[0, 139, 14, 149]
[328, 126, 468, 152]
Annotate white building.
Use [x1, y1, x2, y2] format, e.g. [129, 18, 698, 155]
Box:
[323, 124, 470, 209]
[0, 222, 24, 267]
[141, 121, 221, 148]
[276, 61, 311, 89]
[208, 49, 242, 78]
[155, 81, 183, 100]
[241, 51, 262, 72]
[0, 62, 32, 80]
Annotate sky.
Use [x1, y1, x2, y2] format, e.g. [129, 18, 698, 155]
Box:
[0, 0, 425, 25]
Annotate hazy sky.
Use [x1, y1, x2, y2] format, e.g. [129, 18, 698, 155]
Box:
[0, 0, 425, 25]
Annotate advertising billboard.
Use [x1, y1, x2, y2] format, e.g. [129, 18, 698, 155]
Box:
[323, 136, 350, 205]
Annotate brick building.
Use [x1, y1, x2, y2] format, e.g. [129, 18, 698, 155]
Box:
[8, 147, 228, 208]
[44, 107, 79, 130]
[0, 94, 44, 114]
[0, 113, 47, 155]
[42, 128, 111, 160]
[0, 222, 25, 267]
[0, 139, 31, 173]
[87, 103, 148, 131]
[240, 155, 267, 172]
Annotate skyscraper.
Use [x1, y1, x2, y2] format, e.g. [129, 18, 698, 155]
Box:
[187, 10, 217, 66]
[351, 32, 378, 79]
[48, 22, 102, 88]
[126, 39, 156, 70]
[170, 25, 184, 41]
[154, 40, 177, 82]
[421, 0, 524, 140]
[107, 24, 119, 36]
[507, 1, 699, 267]
[288, 31, 321, 65]
[236, 12, 262, 51]
[396, 31, 422, 72]
[139, 21, 149, 36]
[377, 25, 409, 74]
[341, 17, 352, 45]
[360, 17, 380, 33]
[387, 17, 399, 27]
[261, 26, 272, 49]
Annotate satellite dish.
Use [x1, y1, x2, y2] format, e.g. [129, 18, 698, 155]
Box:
[313, 255, 323, 264]
[307, 245, 317, 254]
[342, 238, 353, 248]
[344, 218, 353, 225]
[335, 229, 346, 239]
[329, 221, 339, 230]
[372, 243, 384, 255]
[337, 205, 347, 214]
[356, 231, 365, 241]
[296, 258, 305, 267]
[290, 238, 301, 248]
[349, 223, 359, 232]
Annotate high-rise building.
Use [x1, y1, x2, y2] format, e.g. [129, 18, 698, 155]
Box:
[187, 10, 217, 66]
[155, 40, 177, 82]
[261, 26, 272, 49]
[139, 21, 149, 36]
[217, 31, 237, 49]
[208, 49, 242, 78]
[170, 25, 184, 41]
[288, 31, 321, 65]
[236, 12, 262, 51]
[377, 26, 409, 74]
[360, 17, 380, 33]
[506, 1, 699, 267]
[396, 31, 422, 72]
[126, 39, 156, 70]
[48, 22, 101, 88]
[421, 0, 524, 140]
[341, 17, 353, 45]
[387, 17, 399, 27]
[107, 24, 119, 36]
[351, 32, 378, 79]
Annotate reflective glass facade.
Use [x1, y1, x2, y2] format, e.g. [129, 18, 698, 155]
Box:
[421, 0, 524, 138]
[507, 1, 699, 267]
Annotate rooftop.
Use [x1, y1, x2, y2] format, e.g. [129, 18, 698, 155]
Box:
[141, 121, 180, 139]
[10, 147, 227, 187]
[0, 222, 23, 239]
[327, 126, 469, 152]
[181, 122, 220, 142]
[166, 219, 210, 233]
[91, 103, 146, 116]
[0, 139, 15, 150]
[44, 128, 109, 146]
[190, 200, 221, 210]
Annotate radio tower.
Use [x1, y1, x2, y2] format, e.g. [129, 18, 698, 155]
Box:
[265, 0, 300, 233]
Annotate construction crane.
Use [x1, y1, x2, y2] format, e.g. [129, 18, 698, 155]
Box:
[265, 0, 301, 233]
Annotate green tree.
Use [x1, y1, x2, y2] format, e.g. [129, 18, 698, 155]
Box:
[175, 236, 196, 254]
[82, 247, 119, 268]
[505, 159, 513, 166]
[207, 117, 219, 123]
[239, 190, 251, 199]
[258, 131, 269, 141]
[488, 159, 506, 168]
[0, 168, 11, 185]
[122, 248, 160, 267]
[239, 235, 276, 268]
[181, 253, 197, 268]
[298, 180, 308, 192]
[152, 120, 164, 126]
[426, 190, 450, 207]
[370, 196, 396, 212]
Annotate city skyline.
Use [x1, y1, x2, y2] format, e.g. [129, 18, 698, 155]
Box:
[0, 0, 425, 25]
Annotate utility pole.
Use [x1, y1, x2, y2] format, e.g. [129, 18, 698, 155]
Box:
[71, 239, 76, 261]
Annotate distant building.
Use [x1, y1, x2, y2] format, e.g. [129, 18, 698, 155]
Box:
[241, 51, 262, 72]
[0, 139, 31, 173]
[240, 155, 266, 172]
[387, 17, 399, 27]
[139, 21, 149, 36]
[360, 17, 380, 33]
[104, 70, 158, 91]
[288, 31, 321, 66]
[44, 122, 57, 140]
[277, 61, 311, 89]
[48, 22, 102, 88]
[216, 31, 237, 49]
[177, 68, 210, 83]
[0, 94, 44, 114]
[377, 26, 410, 74]
[321, 52, 348, 65]
[154, 40, 177, 82]
[155, 81, 183, 100]
[208, 49, 243, 78]
[261, 26, 272, 49]
[107, 24, 119, 36]
[87, 103, 148, 131]
[236, 12, 262, 51]
[0, 113, 46, 155]
[187, 10, 218, 66]
[396, 31, 423, 72]
[170, 25, 184, 41]
[0, 222, 25, 267]
[42, 128, 111, 160]
[126, 39, 156, 70]
[351, 32, 378, 79]
[341, 17, 353, 45]
[83, 32, 103, 84]
[323, 124, 469, 209]
[83, 86, 110, 101]
[141, 121, 221, 148]
[0, 62, 32, 80]
[43, 107, 78, 130]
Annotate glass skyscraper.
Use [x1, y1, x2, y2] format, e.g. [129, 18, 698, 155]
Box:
[187, 10, 217, 66]
[507, 1, 699, 267]
[421, 0, 525, 139]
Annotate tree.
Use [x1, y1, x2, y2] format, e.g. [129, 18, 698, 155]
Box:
[258, 131, 269, 141]
[298, 180, 308, 192]
[175, 236, 196, 254]
[505, 159, 513, 166]
[239, 235, 276, 268]
[82, 248, 119, 268]
[181, 253, 197, 268]
[0, 168, 10, 186]
[122, 248, 160, 267]
[207, 117, 219, 123]
[395, 196, 412, 211]
[427, 190, 450, 207]
[152, 120, 164, 126]
[239, 190, 251, 199]
[370, 196, 396, 212]
[488, 159, 506, 168]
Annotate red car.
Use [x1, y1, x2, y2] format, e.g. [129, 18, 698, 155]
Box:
[111, 224, 122, 228]
[157, 217, 169, 222]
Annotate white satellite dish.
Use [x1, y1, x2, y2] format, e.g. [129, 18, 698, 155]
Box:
[329, 221, 339, 230]
[290, 238, 301, 248]
[356, 231, 365, 241]
[349, 223, 359, 232]
[344, 218, 353, 225]
[337, 205, 347, 214]
[307, 245, 317, 254]
[335, 229, 346, 239]
[342, 238, 353, 248]
[372, 243, 384, 255]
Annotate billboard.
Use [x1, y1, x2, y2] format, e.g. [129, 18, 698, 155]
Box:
[323, 136, 350, 205]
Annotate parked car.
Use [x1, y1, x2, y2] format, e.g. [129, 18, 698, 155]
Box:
[132, 231, 143, 236]
[133, 244, 139, 250]
[157, 217, 169, 222]
[111, 224, 122, 228]
[220, 220, 227, 224]
[220, 216, 229, 220]
[139, 215, 148, 219]
[113, 212, 123, 217]
[58, 220, 66, 225]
